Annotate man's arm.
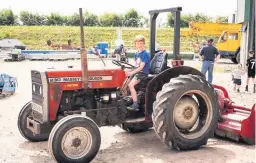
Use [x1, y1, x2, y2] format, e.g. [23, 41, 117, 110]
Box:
[199, 47, 204, 60]
[199, 47, 204, 56]
[215, 48, 220, 62]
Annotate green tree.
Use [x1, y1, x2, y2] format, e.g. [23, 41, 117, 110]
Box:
[216, 16, 228, 23]
[167, 13, 213, 27]
[20, 11, 46, 25]
[99, 13, 122, 27]
[193, 13, 212, 22]
[0, 9, 16, 25]
[123, 9, 141, 27]
[46, 13, 65, 25]
[66, 13, 80, 26]
[84, 12, 100, 26]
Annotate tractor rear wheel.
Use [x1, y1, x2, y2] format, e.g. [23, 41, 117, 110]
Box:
[119, 121, 152, 133]
[48, 115, 101, 163]
[152, 74, 218, 150]
[18, 101, 49, 142]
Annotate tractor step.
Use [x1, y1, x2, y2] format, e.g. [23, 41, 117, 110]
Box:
[125, 117, 145, 123]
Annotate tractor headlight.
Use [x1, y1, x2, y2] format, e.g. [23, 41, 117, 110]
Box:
[32, 84, 36, 92]
[39, 86, 42, 95]
[102, 94, 110, 102]
[32, 84, 42, 95]
[111, 92, 117, 99]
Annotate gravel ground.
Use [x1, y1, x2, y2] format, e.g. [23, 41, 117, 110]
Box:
[0, 58, 255, 163]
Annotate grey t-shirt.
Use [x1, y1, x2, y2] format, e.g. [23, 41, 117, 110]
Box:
[199, 45, 219, 61]
[232, 69, 245, 79]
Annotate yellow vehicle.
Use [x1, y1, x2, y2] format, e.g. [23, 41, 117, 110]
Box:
[185, 22, 242, 63]
[216, 27, 242, 63]
[186, 22, 241, 37]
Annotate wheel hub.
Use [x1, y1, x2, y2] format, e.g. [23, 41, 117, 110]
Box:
[72, 138, 81, 148]
[183, 107, 193, 119]
[174, 96, 199, 130]
[61, 127, 92, 159]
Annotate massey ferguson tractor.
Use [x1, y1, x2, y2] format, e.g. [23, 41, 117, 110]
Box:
[17, 7, 255, 163]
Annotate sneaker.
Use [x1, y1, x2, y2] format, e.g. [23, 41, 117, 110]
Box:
[127, 103, 139, 111]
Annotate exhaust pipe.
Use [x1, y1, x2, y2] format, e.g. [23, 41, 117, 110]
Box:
[79, 8, 88, 89]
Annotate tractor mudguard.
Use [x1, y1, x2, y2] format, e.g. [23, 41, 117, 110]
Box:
[144, 66, 205, 119]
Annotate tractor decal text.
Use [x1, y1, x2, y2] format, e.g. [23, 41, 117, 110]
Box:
[48, 76, 112, 83]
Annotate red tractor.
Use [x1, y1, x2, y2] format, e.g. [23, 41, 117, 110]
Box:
[17, 8, 255, 163]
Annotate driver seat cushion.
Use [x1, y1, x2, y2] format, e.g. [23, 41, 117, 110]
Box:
[149, 52, 168, 75]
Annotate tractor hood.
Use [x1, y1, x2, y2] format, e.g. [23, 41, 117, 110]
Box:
[31, 68, 126, 89]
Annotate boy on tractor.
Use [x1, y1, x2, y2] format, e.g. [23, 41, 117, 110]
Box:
[123, 35, 151, 111]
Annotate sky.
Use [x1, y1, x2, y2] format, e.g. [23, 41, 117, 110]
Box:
[1, 0, 237, 18]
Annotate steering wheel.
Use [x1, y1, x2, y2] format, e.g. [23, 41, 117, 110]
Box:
[112, 60, 135, 69]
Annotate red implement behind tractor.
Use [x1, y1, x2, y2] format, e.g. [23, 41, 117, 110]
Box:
[17, 7, 255, 163]
[214, 85, 255, 144]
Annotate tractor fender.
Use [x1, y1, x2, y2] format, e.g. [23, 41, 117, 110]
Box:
[145, 66, 205, 118]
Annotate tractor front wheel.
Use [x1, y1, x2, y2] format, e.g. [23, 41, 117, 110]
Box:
[48, 115, 101, 163]
[18, 101, 49, 142]
[152, 74, 219, 150]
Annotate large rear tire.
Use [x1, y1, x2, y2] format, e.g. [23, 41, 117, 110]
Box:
[152, 74, 219, 150]
[17, 101, 49, 142]
[48, 115, 101, 163]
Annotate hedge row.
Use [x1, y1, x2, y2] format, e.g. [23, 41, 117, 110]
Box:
[0, 26, 219, 51]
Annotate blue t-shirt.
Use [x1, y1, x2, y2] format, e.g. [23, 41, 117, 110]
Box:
[134, 50, 150, 74]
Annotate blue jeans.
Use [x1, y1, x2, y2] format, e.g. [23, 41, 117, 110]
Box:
[201, 60, 214, 84]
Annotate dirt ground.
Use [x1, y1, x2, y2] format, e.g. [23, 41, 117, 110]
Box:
[0, 58, 255, 163]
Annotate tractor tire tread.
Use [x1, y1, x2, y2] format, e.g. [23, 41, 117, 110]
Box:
[152, 74, 218, 150]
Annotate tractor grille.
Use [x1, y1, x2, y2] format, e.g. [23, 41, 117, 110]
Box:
[31, 70, 44, 122]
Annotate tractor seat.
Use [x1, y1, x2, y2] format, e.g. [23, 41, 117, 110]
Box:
[147, 51, 168, 78]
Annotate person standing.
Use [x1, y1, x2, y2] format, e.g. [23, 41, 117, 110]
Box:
[199, 38, 220, 84]
[231, 64, 245, 92]
[245, 50, 255, 93]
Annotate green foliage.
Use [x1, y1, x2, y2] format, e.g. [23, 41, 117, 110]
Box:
[20, 11, 46, 26]
[0, 9, 16, 25]
[0, 26, 218, 52]
[167, 13, 213, 27]
[216, 16, 228, 23]
[99, 13, 123, 27]
[0, 26, 117, 49]
[46, 13, 65, 26]
[66, 13, 80, 26]
[84, 12, 100, 26]
[123, 9, 140, 27]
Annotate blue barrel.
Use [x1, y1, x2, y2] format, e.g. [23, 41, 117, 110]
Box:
[97, 42, 108, 57]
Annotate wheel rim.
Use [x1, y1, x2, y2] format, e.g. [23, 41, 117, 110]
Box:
[61, 127, 93, 159]
[174, 96, 199, 130]
[173, 90, 213, 140]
